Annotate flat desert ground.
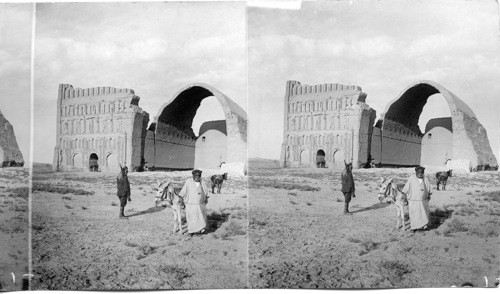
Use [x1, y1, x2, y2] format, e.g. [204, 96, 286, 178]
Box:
[3, 162, 499, 290]
[0, 167, 29, 291]
[31, 163, 248, 290]
[249, 162, 499, 288]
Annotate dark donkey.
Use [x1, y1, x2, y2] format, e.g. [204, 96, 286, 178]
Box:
[211, 173, 228, 194]
[436, 170, 452, 190]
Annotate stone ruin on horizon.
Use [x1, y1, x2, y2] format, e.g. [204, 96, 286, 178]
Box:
[52, 83, 247, 174]
[0, 109, 24, 167]
[280, 80, 498, 172]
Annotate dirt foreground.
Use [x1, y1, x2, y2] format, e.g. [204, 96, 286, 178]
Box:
[3, 163, 499, 290]
[249, 166, 499, 288]
[31, 164, 248, 290]
[0, 167, 29, 291]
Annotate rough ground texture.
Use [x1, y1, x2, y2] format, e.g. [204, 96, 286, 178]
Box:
[0, 168, 29, 291]
[32, 164, 248, 290]
[249, 165, 499, 288]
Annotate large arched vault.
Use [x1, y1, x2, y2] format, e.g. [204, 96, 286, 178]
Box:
[147, 83, 247, 171]
[377, 80, 497, 167]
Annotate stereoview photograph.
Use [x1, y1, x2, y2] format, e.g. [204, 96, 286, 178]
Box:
[30, 2, 248, 290]
[248, 0, 499, 288]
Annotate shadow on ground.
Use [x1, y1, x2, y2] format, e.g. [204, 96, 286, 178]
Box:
[428, 208, 454, 230]
[206, 212, 230, 233]
[127, 206, 166, 217]
[351, 202, 391, 214]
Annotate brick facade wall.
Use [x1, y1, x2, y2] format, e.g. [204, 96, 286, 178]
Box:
[52, 84, 149, 172]
[280, 80, 375, 169]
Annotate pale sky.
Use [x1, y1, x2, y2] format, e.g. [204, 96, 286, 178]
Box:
[0, 3, 32, 165]
[3, 1, 499, 165]
[34, 2, 247, 163]
[248, 0, 500, 161]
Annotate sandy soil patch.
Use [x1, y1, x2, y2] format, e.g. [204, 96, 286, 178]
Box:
[31, 164, 248, 290]
[249, 167, 499, 288]
[0, 167, 29, 291]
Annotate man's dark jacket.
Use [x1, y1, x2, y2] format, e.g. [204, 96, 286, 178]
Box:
[117, 176, 130, 197]
[341, 172, 355, 193]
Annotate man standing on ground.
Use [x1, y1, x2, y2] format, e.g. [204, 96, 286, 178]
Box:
[340, 161, 356, 215]
[179, 169, 209, 236]
[402, 166, 432, 232]
[116, 165, 131, 218]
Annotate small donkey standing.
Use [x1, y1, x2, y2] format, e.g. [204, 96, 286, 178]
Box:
[436, 170, 452, 190]
[378, 177, 408, 231]
[156, 180, 185, 234]
[211, 173, 228, 194]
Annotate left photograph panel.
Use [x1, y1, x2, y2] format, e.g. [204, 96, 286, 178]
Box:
[0, 3, 32, 291]
[32, 2, 248, 290]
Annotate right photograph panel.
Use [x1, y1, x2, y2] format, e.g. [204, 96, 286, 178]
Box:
[248, 1, 499, 288]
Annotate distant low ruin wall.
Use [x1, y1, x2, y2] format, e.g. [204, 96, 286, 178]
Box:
[421, 127, 452, 166]
[380, 119, 422, 166]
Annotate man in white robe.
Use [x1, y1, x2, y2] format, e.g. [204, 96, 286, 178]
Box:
[179, 169, 209, 235]
[402, 166, 432, 232]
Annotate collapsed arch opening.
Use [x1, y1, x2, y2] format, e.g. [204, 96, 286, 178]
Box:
[373, 80, 496, 168]
[157, 86, 216, 138]
[384, 83, 441, 134]
[379, 83, 451, 166]
[145, 84, 247, 171]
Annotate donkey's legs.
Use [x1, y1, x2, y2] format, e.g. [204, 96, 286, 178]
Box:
[172, 210, 178, 233]
[399, 204, 406, 231]
[394, 204, 405, 231]
[174, 207, 183, 234]
[395, 206, 401, 230]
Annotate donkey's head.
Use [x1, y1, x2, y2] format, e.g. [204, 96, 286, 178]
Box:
[156, 179, 163, 195]
[156, 180, 175, 205]
[378, 177, 393, 202]
[156, 180, 172, 197]
[222, 173, 228, 180]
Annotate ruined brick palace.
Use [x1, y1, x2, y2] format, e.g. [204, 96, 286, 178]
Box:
[52, 83, 247, 173]
[280, 80, 497, 170]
